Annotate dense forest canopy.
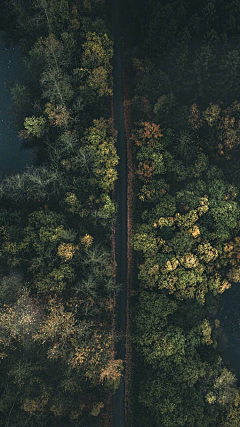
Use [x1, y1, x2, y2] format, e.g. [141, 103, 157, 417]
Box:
[124, 0, 240, 426]
[1, 0, 240, 426]
[0, 1, 121, 426]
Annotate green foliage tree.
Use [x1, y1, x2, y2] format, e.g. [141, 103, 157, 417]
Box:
[0, 0, 119, 425]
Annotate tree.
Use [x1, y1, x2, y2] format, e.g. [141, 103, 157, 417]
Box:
[0, 166, 67, 203]
[206, 367, 240, 406]
[33, 296, 122, 390]
[23, 115, 46, 138]
[34, 0, 70, 35]
[81, 118, 119, 192]
[0, 287, 43, 353]
[138, 369, 209, 427]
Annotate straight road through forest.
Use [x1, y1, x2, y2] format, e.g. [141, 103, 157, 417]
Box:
[110, 0, 127, 426]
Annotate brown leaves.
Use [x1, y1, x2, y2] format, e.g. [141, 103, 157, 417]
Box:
[100, 359, 123, 389]
[222, 237, 240, 268]
[132, 121, 164, 147]
[197, 243, 218, 263]
[22, 390, 49, 414]
[136, 160, 156, 181]
[33, 298, 76, 346]
[68, 5, 80, 30]
[44, 103, 72, 127]
[80, 234, 94, 249]
[188, 103, 204, 130]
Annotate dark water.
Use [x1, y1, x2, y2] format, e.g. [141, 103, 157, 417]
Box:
[218, 284, 240, 377]
[0, 32, 33, 178]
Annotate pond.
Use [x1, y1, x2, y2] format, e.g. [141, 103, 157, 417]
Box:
[0, 31, 33, 178]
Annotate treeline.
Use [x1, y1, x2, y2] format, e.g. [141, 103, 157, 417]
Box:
[0, 1, 121, 426]
[125, 0, 240, 425]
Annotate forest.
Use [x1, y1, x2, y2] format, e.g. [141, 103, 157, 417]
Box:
[1, 0, 240, 426]
[0, 1, 121, 426]
[125, 0, 240, 426]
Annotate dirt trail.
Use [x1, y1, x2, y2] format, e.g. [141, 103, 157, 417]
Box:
[110, 0, 127, 425]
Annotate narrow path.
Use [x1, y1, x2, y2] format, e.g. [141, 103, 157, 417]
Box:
[110, 0, 127, 426]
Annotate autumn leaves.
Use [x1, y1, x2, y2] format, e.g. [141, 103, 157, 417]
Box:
[0, 1, 121, 424]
